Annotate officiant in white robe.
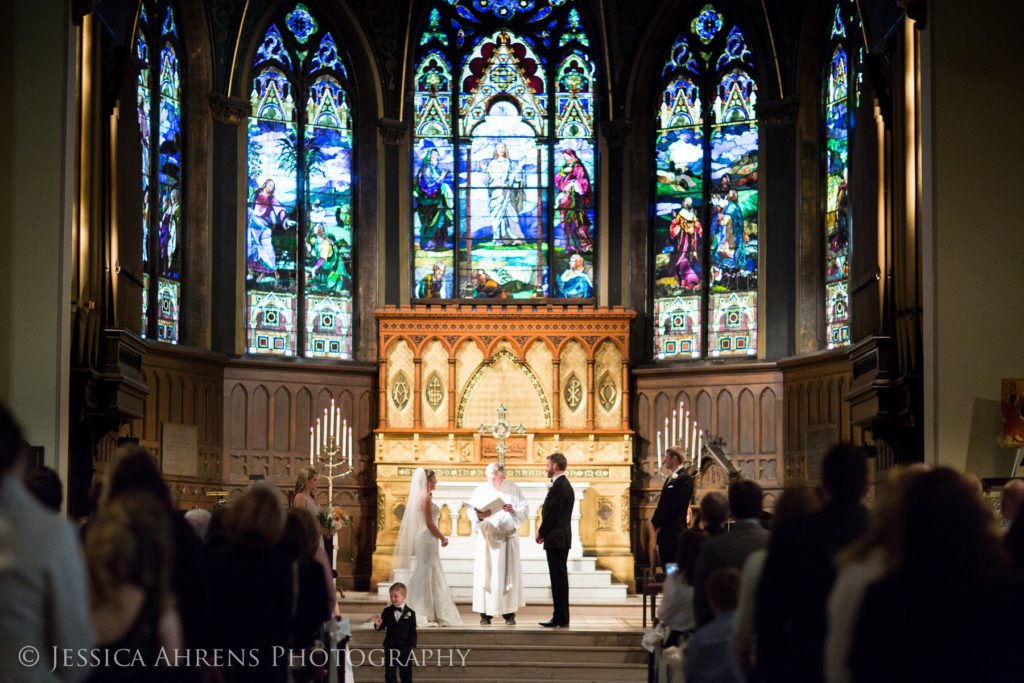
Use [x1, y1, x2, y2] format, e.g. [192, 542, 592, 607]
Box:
[466, 462, 529, 624]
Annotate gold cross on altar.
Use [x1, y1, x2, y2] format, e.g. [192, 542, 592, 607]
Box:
[478, 405, 526, 468]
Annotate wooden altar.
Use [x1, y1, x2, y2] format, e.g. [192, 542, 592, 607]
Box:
[371, 304, 636, 589]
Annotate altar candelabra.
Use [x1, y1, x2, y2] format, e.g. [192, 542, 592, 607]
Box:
[309, 399, 355, 506]
[655, 401, 704, 470]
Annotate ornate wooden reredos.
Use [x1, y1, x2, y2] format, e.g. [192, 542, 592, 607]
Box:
[372, 304, 636, 586]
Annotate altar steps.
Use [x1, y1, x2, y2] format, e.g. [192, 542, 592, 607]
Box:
[347, 625, 647, 681]
[375, 556, 629, 601]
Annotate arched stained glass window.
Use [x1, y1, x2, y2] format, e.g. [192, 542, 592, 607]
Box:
[246, 3, 354, 359]
[824, 1, 862, 349]
[653, 4, 758, 359]
[136, 1, 183, 344]
[412, 1, 596, 300]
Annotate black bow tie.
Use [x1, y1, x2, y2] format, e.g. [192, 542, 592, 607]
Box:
[393, 606, 403, 612]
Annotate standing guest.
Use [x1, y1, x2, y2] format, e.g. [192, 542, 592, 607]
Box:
[684, 568, 744, 683]
[657, 528, 707, 646]
[693, 480, 769, 627]
[84, 491, 183, 681]
[278, 507, 330, 678]
[24, 465, 62, 512]
[537, 452, 574, 627]
[849, 468, 1022, 683]
[756, 443, 869, 683]
[1000, 478, 1024, 531]
[206, 483, 292, 683]
[102, 447, 208, 652]
[0, 404, 94, 683]
[651, 447, 695, 570]
[374, 582, 417, 683]
[699, 491, 730, 537]
[467, 462, 529, 625]
[293, 466, 334, 574]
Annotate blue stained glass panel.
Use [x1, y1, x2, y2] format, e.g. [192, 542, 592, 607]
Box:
[413, 138, 456, 298]
[255, 25, 293, 69]
[286, 4, 318, 43]
[161, 4, 176, 36]
[553, 139, 594, 298]
[692, 4, 723, 44]
[310, 33, 347, 77]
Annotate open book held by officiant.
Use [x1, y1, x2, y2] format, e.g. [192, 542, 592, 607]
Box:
[464, 494, 507, 517]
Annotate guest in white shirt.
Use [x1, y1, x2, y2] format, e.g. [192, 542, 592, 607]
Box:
[0, 403, 94, 682]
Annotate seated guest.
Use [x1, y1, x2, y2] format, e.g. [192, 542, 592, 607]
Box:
[849, 468, 1023, 683]
[0, 404, 94, 682]
[206, 483, 292, 683]
[684, 568, 744, 683]
[84, 491, 183, 681]
[24, 464, 62, 512]
[658, 528, 707, 646]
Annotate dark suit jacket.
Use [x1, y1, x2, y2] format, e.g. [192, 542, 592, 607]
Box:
[650, 468, 694, 546]
[375, 605, 417, 652]
[538, 474, 574, 550]
[692, 518, 769, 625]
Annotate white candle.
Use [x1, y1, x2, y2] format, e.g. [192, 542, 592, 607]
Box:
[685, 411, 690, 448]
[656, 430, 662, 469]
[664, 417, 670, 450]
[671, 410, 677, 447]
[315, 419, 321, 463]
[348, 426, 353, 467]
[335, 405, 341, 445]
[309, 426, 315, 465]
[696, 429, 702, 468]
[678, 402, 683, 443]
[692, 422, 699, 462]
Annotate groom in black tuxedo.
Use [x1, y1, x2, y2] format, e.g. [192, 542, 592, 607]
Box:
[651, 446, 694, 570]
[536, 452, 574, 627]
[374, 582, 417, 683]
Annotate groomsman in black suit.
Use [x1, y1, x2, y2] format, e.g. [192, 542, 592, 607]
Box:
[374, 582, 417, 683]
[651, 446, 695, 570]
[536, 452, 574, 627]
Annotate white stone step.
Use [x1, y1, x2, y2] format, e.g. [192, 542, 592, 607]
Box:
[376, 582, 628, 601]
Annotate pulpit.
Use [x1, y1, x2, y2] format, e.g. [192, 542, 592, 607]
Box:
[371, 304, 636, 590]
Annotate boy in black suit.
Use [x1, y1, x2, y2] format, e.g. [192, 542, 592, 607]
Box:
[536, 452, 574, 627]
[373, 582, 417, 683]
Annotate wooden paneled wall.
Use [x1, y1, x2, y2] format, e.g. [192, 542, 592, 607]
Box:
[778, 350, 865, 482]
[632, 363, 784, 571]
[96, 346, 379, 590]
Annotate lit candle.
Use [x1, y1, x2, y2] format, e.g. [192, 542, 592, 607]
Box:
[335, 404, 341, 445]
[692, 422, 699, 463]
[678, 402, 683, 444]
[671, 410, 677, 447]
[323, 408, 330, 445]
[685, 411, 690, 449]
[309, 426, 315, 465]
[348, 426, 353, 467]
[315, 418, 321, 463]
[656, 430, 662, 469]
[696, 429, 702, 469]
[330, 399, 335, 441]
[664, 417, 670, 450]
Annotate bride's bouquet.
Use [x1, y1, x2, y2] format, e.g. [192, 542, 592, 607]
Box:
[319, 506, 351, 536]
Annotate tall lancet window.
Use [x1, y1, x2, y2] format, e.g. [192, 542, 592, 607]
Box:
[823, 1, 862, 349]
[136, 1, 184, 343]
[411, 1, 597, 300]
[246, 3, 355, 358]
[653, 4, 759, 360]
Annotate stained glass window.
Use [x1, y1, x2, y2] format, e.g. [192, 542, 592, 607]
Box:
[412, 1, 596, 300]
[136, 1, 183, 344]
[246, 3, 354, 359]
[824, 1, 862, 349]
[654, 4, 758, 359]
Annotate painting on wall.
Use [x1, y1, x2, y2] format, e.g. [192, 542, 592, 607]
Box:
[1001, 378, 1024, 447]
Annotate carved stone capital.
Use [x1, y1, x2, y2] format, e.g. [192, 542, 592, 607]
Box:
[209, 93, 251, 125]
[378, 118, 408, 146]
[757, 96, 800, 127]
[600, 119, 632, 148]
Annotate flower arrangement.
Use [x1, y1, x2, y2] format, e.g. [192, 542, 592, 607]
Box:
[319, 506, 351, 536]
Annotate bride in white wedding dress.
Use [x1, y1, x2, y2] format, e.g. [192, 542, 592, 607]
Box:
[391, 467, 463, 626]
